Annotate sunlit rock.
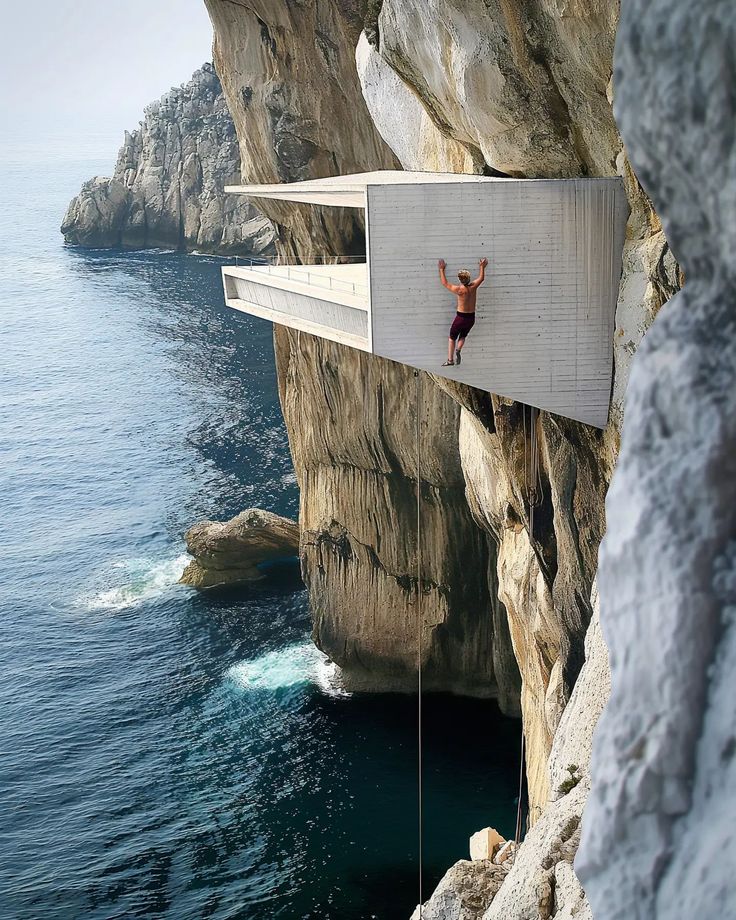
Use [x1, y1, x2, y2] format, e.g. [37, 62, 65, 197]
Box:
[180, 508, 299, 588]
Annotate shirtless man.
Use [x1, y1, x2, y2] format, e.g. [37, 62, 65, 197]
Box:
[437, 257, 488, 366]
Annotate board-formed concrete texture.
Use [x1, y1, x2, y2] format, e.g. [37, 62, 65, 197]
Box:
[222, 171, 628, 427]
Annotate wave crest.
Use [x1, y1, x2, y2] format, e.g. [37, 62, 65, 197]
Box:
[226, 640, 348, 697]
[79, 554, 190, 611]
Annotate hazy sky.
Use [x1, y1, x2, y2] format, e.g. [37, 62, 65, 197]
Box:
[0, 1, 213, 137]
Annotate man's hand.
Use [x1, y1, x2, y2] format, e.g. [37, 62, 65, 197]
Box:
[479, 257, 488, 268]
[438, 259, 446, 270]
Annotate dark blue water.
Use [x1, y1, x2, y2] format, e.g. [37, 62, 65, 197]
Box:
[0, 137, 519, 920]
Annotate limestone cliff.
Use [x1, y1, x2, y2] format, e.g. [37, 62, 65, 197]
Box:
[61, 64, 275, 255]
[203, 1, 685, 916]
[577, 2, 736, 917]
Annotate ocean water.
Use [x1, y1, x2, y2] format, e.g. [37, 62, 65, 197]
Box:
[0, 136, 520, 920]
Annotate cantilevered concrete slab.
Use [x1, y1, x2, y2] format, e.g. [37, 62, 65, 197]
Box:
[222, 171, 628, 428]
[225, 170, 496, 209]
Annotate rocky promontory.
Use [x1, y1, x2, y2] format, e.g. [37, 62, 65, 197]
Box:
[180, 508, 299, 588]
[61, 64, 275, 256]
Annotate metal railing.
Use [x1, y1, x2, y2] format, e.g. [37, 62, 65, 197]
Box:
[232, 254, 369, 297]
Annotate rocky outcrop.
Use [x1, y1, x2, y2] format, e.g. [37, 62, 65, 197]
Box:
[484, 586, 609, 920]
[61, 64, 275, 255]
[180, 508, 299, 587]
[411, 860, 510, 920]
[576, 2, 736, 918]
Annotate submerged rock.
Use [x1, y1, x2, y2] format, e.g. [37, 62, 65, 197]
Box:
[180, 509, 299, 588]
[61, 64, 275, 256]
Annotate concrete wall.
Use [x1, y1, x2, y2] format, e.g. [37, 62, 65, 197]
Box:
[367, 179, 627, 427]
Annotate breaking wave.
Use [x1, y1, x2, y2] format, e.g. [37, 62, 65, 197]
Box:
[226, 640, 349, 697]
[79, 554, 190, 611]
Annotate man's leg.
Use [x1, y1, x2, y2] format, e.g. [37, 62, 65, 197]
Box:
[455, 336, 466, 364]
[443, 336, 455, 365]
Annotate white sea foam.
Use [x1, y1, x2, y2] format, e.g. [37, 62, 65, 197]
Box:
[227, 640, 349, 697]
[80, 554, 190, 611]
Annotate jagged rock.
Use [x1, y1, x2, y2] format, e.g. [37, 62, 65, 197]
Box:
[410, 860, 509, 920]
[481, 586, 607, 920]
[61, 64, 276, 255]
[576, 2, 736, 918]
[180, 509, 299, 588]
[493, 841, 516, 865]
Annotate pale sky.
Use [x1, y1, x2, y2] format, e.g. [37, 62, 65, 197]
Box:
[0, 1, 213, 137]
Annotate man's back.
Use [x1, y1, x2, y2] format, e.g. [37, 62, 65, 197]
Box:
[453, 284, 479, 313]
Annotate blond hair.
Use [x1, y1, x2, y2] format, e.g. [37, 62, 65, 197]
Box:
[457, 269, 471, 285]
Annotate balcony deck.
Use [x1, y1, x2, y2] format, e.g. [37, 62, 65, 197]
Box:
[223, 263, 370, 351]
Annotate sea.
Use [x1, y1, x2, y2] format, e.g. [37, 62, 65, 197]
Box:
[0, 134, 520, 920]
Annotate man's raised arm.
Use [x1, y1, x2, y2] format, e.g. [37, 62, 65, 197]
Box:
[472, 257, 489, 287]
[438, 258, 454, 290]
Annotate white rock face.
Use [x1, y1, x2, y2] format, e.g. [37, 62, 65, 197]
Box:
[371, 0, 620, 178]
[356, 33, 478, 173]
[61, 64, 275, 255]
[577, 1, 736, 918]
[483, 587, 608, 920]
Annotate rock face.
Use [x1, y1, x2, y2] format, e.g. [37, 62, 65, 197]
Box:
[203, 2, 686, 915]
[484, 586, 609, 920]
[61, 64, 275, 255]
[576, 2, 736, 918]
[180, 509, 299, 588]
[411, 860, 510, 920]
[204, 0, 400, 259]
[275, 330, 521, 702]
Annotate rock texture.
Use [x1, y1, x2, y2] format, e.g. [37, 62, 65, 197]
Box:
[203, 3, 686, 916]
[411, 860, 509, 920]
[275, 330, 521, 702]
[61, 64, 275, 255]
[204, 0, 400, 259]
[180, 508, 299, 587]
[576, 2, 736, 918]
[484, 586, 609, 920]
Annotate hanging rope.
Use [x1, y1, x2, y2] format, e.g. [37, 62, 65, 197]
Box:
[515, 404, 541, 846]
[414, 369, 424, 917]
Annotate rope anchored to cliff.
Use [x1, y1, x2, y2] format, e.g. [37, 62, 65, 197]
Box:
[515, 404, 542, 846]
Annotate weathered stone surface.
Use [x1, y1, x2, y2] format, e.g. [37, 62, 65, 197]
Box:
[482, 586, 607, 920]
[276, 329, 521, 702]
[180, 508, 299, 588]
[411, 860, 509, 920]
[469, 827, 506, 862]
[355, 33, 478, 174]
[204, 0, 400, 258]
[365, 0, 620, 179]
[577, 2, 736, 918]
[62, 64, 275, 255]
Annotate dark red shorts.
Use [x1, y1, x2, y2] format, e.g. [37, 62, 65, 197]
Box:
[449, 312, 476, 341]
